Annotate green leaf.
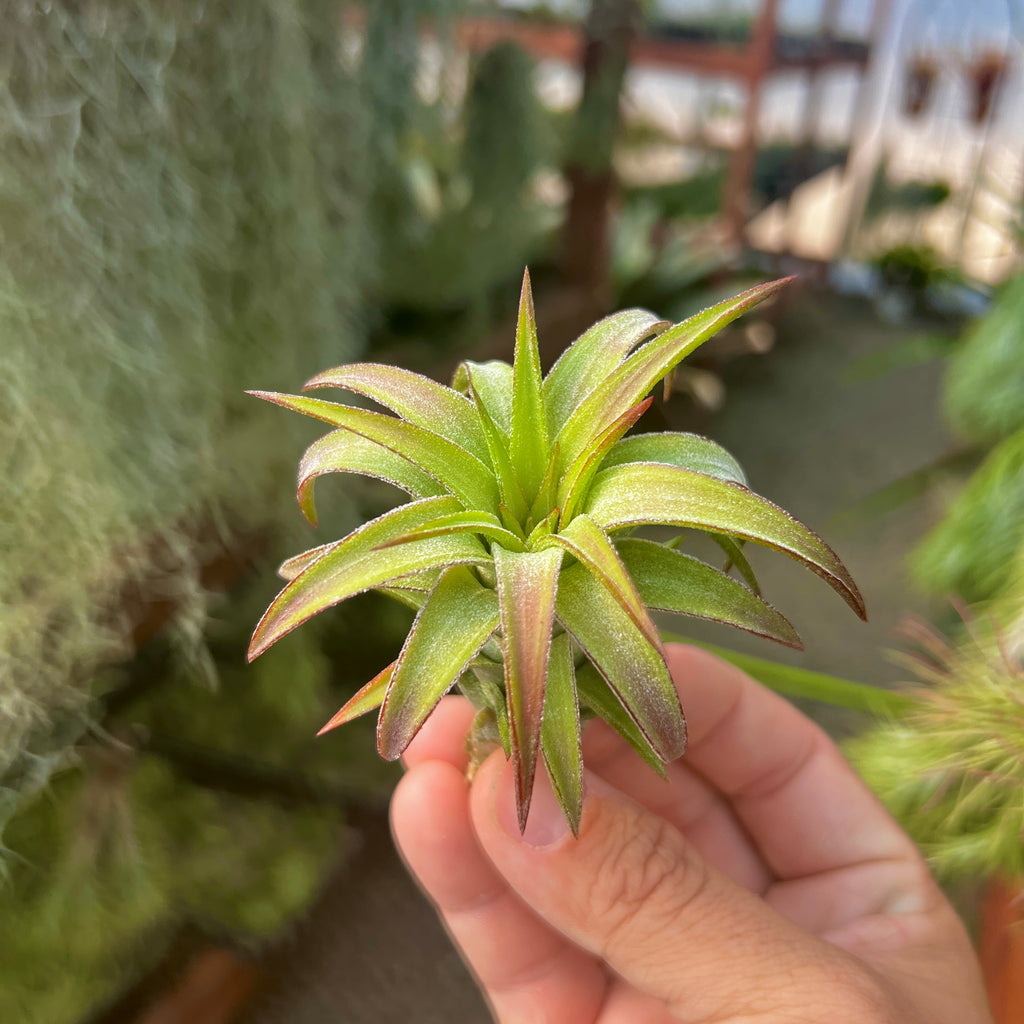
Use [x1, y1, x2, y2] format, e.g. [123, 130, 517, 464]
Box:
[377, 510, 528, 553]
[529, 439, 562, 525]
[708, 533, 761, 594]
[585, 463, 866, 619]
[247, 391, 500, 514]
[464, 367, 530, 524]
[541, 633, 583, 836]
[575, 660, 666, 778]
[554, 278, 791, 471]
[509, 269, 549, 501]
[538, 514, 662, 652]
[616, 539, 802, 648]
[297, 430, 446, 525]
[303, 362, 490, 462]
[279, 542, 334, 581]
[661, 634, 916, 718]
[556, 560, 687, 762]
[459, 659, 511, 754]
[556, 398, 652, 526]
[378, 567, 500, 759]
[525, 507, 559, 546]
[602, 431, 747, 486]
[494, 544, 563, 830]
[543, 309, 668, 436]
[452, 359, 513, 436]
[378, 586, 432, 611]
[317, 661, 395, 735]
[248, 497, 484, 659]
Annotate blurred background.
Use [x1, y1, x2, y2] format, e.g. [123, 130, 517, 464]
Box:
[1, 1, 1022, 1021]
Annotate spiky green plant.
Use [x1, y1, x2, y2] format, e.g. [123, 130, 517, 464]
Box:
[248, 273, 865, 833]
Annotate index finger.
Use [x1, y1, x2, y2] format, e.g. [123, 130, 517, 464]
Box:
[665, 644, 920, 879]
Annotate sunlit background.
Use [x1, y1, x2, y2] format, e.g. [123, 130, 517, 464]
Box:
[2, 1, 1022, 1021]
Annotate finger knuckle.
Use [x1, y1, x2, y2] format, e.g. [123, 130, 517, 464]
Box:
[588, 809, 709, 951]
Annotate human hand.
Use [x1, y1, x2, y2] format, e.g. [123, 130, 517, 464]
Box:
[390, 644, 993, 1023]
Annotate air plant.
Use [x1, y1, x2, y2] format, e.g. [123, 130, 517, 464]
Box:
[247, 272, 865, 834]
[847, 593, 1024, 881]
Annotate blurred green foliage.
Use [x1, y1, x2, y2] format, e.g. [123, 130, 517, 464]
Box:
[0, 574, 406, 1022]
[863, 166, 951, 223]
[847, 575, 1024, 882]
[912, 270, 1024, 602]
[0, 0, 368, 791]
[911, 429, 1024, 604]
[945, 271, 1024, 444]
[873, 243, 961, 297]
[851, 267, 1024, 883]
[369, 34, 552, 317]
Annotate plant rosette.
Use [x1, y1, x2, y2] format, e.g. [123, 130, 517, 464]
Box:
[247, 271, 865, 834]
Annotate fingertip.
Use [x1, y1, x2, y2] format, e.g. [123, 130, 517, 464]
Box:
[401, 695, 476, 771]
[391, 759, 486, 904]
[391, 758, 468, 852]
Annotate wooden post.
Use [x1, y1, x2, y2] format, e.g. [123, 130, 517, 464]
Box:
[561, 0, 641, 307]
[721, 0, 780, 248]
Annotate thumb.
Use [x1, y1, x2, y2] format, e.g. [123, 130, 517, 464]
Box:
[469, 753, 885, 1022]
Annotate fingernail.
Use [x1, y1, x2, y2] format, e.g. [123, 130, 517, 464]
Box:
[495, 760, 569, 849]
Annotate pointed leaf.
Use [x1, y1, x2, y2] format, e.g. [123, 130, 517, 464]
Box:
[248, 391, 499, 514]
[556, 398, 652, 525]
[544, 309, 668, 436]
[529, 439, 562, 525]
[494, 544, 563, 831]
[499, 503, 528, 542]
[460, 659, 511, 755]
[575, 660, 666, 778]
[603, 431, 747, 486]
[585, 463, 866, 619]
[303, 363, 490, 462]
[452, 359, 513, 436]
[616, 539, 802, 648]
[709, 533, 761, 594]
[509, 270, 549, 501]
[279, 542, 335, 581]
[465, 367, 530, 524]
[278, 506, 457, 582]
[318, 662, 395, 735]
[555, 278, 792, 471]
[249, 497, 483, 659]
[378, 567, 500, 759]
[538, 514, 663, 652]
[379, 586, 432, 611]
[526, 507, 559, 547]
[556, 560, 687, 763]
[541, 633, 583, 836]
[378, 510, 527, 553]
[298, 430, 445, 525]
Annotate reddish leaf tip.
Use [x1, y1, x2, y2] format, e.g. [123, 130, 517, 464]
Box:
[245, 389, 286, 405]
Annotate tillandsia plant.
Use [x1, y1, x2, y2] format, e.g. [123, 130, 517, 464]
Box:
[247, 271, 865, 834]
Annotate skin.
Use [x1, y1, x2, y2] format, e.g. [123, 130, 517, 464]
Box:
[390, 644, 994, 1024]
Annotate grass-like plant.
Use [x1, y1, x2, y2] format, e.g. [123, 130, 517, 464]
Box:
[248, 272, 865, 833]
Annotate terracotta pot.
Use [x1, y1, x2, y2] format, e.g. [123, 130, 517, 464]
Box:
[979, 877, 1024, 1023]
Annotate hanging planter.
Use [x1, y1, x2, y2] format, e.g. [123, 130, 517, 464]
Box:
[905, 55, 939, 117]
[967, 51, 1007, 125]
